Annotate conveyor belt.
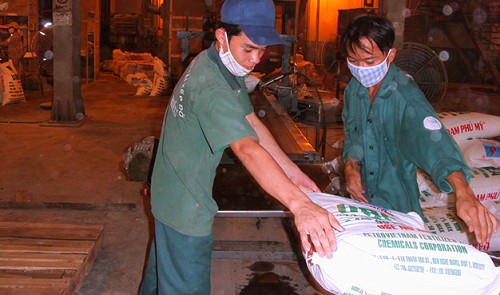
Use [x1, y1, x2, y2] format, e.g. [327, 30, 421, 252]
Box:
[213, 90, 329, 216]
[252, 90, 324, 165]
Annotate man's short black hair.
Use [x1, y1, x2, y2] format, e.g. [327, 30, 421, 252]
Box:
[215, 21, 242, 41]
[341, 14, 395, 55]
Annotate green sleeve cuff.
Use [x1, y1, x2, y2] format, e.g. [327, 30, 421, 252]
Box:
[431, 160, 471, 193]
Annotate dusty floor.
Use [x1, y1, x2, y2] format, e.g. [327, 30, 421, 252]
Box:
[0, 74, 499, 294]
[0, 75, 161, 294]
[0, 74, 333, 295]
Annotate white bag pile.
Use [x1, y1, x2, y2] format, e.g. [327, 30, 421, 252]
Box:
[112, 49, 170, 96]
[304, 192, 500, 295]
[423, 203, 500, 252]
[0, 59, 25, 106]
[418, 112, 500, 252]
[112, 49, 155, 81]
[149, 57, 170, 96]
[418, 167, 500, 207]
[438, 111, 500, 168]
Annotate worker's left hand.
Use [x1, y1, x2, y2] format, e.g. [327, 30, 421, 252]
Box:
[455, 191, 498, 245]
[291, 199, 344, 258]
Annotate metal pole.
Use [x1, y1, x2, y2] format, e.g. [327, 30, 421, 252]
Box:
[315, 0, 320, 65]
[50, 0, 85, 122]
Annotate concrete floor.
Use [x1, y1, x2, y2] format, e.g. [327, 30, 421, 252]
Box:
[0, 75, 162, 294]
[0, 74, 499, 294]
[0, 74, 332, 295]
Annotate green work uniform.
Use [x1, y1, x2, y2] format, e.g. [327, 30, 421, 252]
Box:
[151, 43, 257, 237]
[342, 64, 470, 217]
[141, 43, 258, 295]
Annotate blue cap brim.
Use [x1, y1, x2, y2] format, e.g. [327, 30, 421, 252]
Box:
[240, 25, 285, 46]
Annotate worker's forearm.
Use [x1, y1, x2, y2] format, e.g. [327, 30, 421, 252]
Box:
[230, 137, 308, 212]
[344, 158, 361, 172]
[247, 113, 300, 176]
[447, 171, 474, 198]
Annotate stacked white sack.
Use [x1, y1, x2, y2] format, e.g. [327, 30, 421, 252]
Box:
[438, 111, 500, 145]
[418, 112, 500, 251]
[418, 167, 500, 208]
[438, 111, 500, 168]
[149, 57, 169, 96]
[304, 192, 500, 295]
[423, 201, 500, 252]
[0, 59, 25, 106]
[460, 138, 500, 168]
[418, 167, 500, 251]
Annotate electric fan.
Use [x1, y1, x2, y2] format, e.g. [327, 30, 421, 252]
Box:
[30, 26, 53, 78]
[393, 42, 448, 108]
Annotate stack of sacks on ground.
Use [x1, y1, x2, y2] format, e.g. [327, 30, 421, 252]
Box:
[112, 49, 154, 80]
[418, 111, 500, 252]
[112, 49, 170, 96]
[303, 192, 500, 295]
[438, 111, 500, 168]
[0, 59, 25, 106]
[148, 57, 170, 96]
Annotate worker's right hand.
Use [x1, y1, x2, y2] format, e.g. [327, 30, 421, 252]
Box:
[344, 159, 368, 203]
[291, 199, 344, 259]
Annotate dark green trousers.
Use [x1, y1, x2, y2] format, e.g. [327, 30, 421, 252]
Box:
[139, 219, 213, 295]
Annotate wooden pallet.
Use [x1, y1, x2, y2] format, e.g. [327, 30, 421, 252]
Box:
[0, 222, 104, 295]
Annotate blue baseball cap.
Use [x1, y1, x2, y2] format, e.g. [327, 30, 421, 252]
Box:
[221, 0, 284, 46]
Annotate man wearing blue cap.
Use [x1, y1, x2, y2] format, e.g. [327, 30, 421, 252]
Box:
[139, 0, 344, 294]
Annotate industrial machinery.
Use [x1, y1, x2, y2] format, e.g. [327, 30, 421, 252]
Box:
[393, 42, 449, 108]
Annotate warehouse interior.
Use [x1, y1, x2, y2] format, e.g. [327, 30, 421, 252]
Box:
[0, 0, 499, 294]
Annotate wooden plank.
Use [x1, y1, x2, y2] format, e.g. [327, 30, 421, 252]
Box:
[0, 238, 94, 254]
[0, 253, 86, 271]
[66, 233, 103, 295]
[0, 269, 67, 279]
[0, 222, 104, 295]
[0, 278, 70, 295]
[0, 222, 104, 241]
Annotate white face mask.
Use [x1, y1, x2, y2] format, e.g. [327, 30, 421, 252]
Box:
[347, 49, 392, 87]
[219, 32, 252, 77]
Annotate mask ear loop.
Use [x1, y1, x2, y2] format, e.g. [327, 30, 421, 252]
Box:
[217, 29, 228, 54]
[223, 31, 231, 55]
[385, 49, 393, 68]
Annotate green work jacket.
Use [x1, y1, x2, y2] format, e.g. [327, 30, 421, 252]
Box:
[342, 65, 470, 217]
[151, 43, 257, 236]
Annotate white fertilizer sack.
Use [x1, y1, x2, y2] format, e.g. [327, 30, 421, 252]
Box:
[460, 138, 500, 168]
[135, 78, 153, 96]
[304, 192, 500, 295]
[423, 202, 500, 252]
[150, 73, 169, 96]
[153, 57, 168, 77]
[470, 167, 500, 203]
[438, 111, 500, 144]
[0, 60, 25, 106]
[125, 72, 149, 86]
[418, 167, 500, 207]
[417, 170, 448, 208]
